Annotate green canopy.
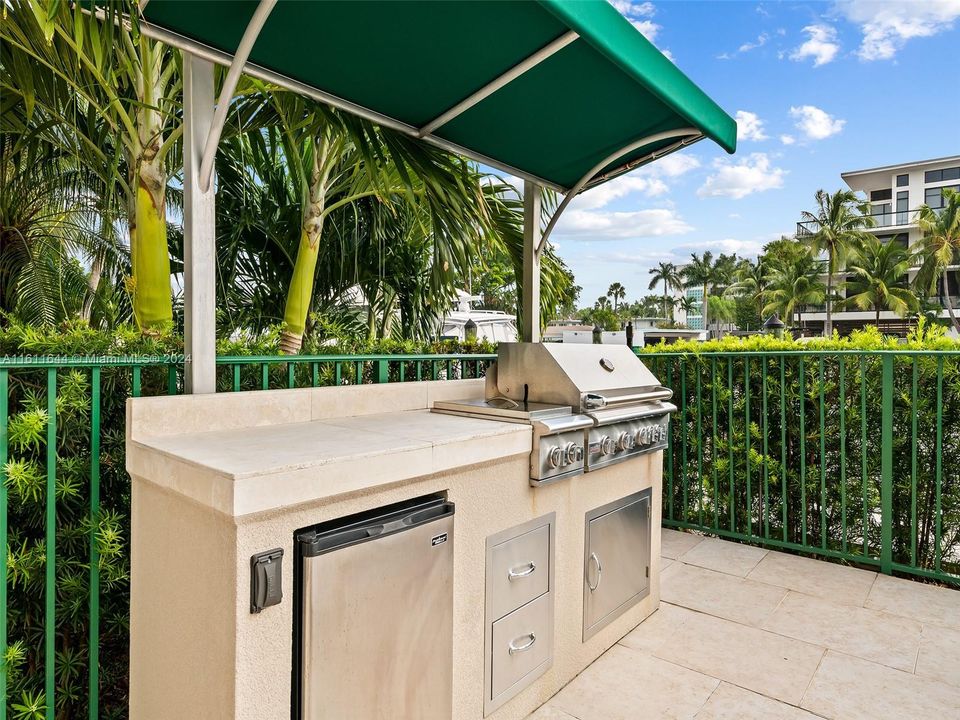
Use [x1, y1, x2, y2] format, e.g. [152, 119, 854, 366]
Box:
[142, 0, 736, 193]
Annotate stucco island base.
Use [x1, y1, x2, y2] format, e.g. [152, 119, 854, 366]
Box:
[127, 380, 663, 720]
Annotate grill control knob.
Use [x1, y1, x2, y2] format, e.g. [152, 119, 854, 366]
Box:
[563, 442, 583, 465]
[547, 446, 563, 468]
[599, 435, 614, 455]
[617, 432, 634, 451]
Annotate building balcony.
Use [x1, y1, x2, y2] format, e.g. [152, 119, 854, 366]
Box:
[797, 211, 915, 239]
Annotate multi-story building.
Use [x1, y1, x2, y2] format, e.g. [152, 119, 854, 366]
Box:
[796, 155, 960, 336]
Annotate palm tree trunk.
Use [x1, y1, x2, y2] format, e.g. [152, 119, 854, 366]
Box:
[280, 139, 330, 354]
[824, 250, 834, 337]
[81, 251, 103, 324]
[130, 155, 172, 332]
[131, 41, 172, 332]
[942, 269, 960, 332]
[662, 280, 668, 320]
[701, 283, 709, 335]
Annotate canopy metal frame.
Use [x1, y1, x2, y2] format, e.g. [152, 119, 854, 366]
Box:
[155, 1, 710, 391]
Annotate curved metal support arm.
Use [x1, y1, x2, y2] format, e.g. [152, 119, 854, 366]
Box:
[198, 0, 277, 192]
[535, 128, 703, 254]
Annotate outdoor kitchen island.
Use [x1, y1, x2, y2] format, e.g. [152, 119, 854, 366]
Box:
[126, 347, 668, 720]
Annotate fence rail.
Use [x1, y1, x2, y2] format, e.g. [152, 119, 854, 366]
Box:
[644, 350, 960, 587]
[0, 352, 494, 720]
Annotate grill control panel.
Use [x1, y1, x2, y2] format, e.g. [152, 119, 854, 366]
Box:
[531, 428, 586, 486]
[586, 413, 670, 471]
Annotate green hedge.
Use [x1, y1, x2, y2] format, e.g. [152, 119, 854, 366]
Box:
[0, 321, 493, 719]
[642, 322, 960, 583]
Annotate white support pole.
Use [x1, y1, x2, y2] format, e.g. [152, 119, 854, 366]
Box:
[522, 180, 542, 343]
[182, 52, 217, 394]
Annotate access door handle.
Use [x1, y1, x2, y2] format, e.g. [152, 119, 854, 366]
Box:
[508, 562, 536, 580]
[508, 632, 537, 654]
[587, 552, 602, 592]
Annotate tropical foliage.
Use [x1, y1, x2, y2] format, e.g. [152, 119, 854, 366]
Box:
[799, 189, 876, 336]
[644, 322, 960, 581]
[0, 1, 575, 347]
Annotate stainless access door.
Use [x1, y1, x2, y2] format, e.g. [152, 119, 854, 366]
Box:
[298, 496, 454, 720]
[583, 489, 651, 640]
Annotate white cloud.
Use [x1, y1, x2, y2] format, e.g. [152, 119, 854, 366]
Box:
[571, 175, 669, 211]
[556, 208, 693, 239]
[789, 105, 846, 140]
[735, 110, 769, 142]
[780, 134, 796, 145]
[697, 153, 786, 200]
[609, 1, 655, 16]
[676, 238, 768, 258]
[739, 32, 770, 53]
[637, 152, 701, 178]
[838, 0, 960, 61]
[609, 0, 676, 61]
[631, 19, 660, 43]
[790, 24, 840, 66]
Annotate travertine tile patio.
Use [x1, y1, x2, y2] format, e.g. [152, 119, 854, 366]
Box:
[527, 528, 960, 720]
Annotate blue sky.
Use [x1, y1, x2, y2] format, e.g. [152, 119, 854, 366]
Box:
[545, 0, 960, 306]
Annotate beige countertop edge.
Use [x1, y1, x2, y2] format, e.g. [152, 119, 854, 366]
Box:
[127, 412, 532, 517]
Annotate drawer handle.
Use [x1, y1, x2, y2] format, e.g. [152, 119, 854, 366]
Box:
[587, 552, 602, 592]
[508, 633, 537, 655]
[507, 562, 536, 580]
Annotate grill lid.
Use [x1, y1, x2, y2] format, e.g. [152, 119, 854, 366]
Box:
[492, 343, 670, 412]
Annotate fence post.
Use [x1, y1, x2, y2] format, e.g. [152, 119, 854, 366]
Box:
[880, 355, 894, 576]
[374, 359, 389, 384]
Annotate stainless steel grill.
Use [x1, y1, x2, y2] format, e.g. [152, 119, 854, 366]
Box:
[433, 343, 676, 485]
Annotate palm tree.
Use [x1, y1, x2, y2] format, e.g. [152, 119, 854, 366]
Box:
[1, 1, 182, 331]
[232, 88, 496, 353]
[763, 246, 827, 329]
[915, 188, 960, 333]
[647, 262, 682, 319]
[844, 235, 919, 326]
[677, 296, 697, 326]
[799, 189, 876, 337]
[595, 295, 611, 310]
[607, 282, 626, 313]
[682, 251, 715, 333]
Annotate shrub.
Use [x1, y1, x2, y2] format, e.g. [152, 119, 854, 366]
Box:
[0, 320, 492, 718]
[643, 322, 960, 580]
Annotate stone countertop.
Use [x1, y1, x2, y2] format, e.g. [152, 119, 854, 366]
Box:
[127, 409, 531, 517]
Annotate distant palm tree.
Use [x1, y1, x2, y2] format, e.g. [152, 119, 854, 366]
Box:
[682, 251, 715, 332]
[800, 189, 875, 337]
[647, 262, 682, 319]
[915, 188, 960, 333]
[607, 282, 626, 312]
[763, 246, 826, 329]
[844, 235, 919, 326]
[595, 295, 611, 310]
[725, 258, 767, 302]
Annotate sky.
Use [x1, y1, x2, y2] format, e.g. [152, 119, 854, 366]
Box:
[538, 0, 960, 307]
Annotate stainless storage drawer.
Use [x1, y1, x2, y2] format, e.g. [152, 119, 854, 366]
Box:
[583, 489, 651, 640]
[490, 593, 553, 702]
[488, 523, 551, 621]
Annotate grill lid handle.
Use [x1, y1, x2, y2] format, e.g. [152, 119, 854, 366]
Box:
[582, 386, 674, 409]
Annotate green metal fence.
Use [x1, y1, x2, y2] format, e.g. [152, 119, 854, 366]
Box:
[645, 350, 960, 587]
[0, 352, 494, 720]
[3, 348, 958, 717]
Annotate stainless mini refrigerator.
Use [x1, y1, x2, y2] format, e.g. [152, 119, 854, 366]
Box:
[293, 495, 455, 720]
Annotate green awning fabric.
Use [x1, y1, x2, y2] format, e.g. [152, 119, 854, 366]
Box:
[142, 0, 736, 192]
